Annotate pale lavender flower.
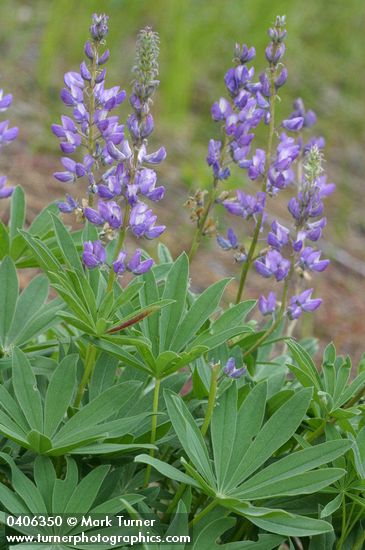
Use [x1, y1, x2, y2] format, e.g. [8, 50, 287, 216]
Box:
[258, 292, 277, 315]
[82, 240, 106, 268]
[287, 288, 322, 320]
[299, 246, 329, 272]
[267, 220, 290, 249]
[217, 228, 239, 250]
[255, 249, 290, 281]
[224, 357, 247, 379]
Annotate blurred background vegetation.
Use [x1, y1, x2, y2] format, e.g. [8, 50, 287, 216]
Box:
[0, 0, 365, 358]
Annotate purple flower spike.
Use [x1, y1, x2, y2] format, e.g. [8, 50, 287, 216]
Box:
[258, 291, 277, 316]
[0, 176, 14, 199]
[224, 357, 246, 379]
[255, 249, 290, 281]
[299, 247, 329, 272]
[127, 249, 154, 275]
[82, 240, 106, 269]
[287, 288, 322, 320]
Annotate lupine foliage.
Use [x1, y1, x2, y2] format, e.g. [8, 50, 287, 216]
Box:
[0, 12, 364, 550]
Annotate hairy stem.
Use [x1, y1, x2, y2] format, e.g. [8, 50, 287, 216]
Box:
[144, 377, 161, 487]
[201, 363, 220, 437]
[106, 203, 130, 292]
[74, 343, 97, 408]
[189, 499, 218, 527]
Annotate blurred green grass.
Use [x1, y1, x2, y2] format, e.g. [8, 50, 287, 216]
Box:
[0, 0, 364, 240]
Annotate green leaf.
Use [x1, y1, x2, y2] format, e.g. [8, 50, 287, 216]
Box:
[234, 439, 352, 499]
[320, 493, 343, 518]
[51, 213, 83, 271]
[226, 388, 313, 491]
[44, 354, 78, 437]
[232, 504, 333, 537]
[0, 221, 9, 259]
[34, 456, 56, 513]
[159, 253, 189, 351]
[134, 454, 199, 487]
[0, 256, 18, 346]
[170, 278, 231, 352]
[211, 384, 237, 489]
[64, 465, 110, 516]
[223, 382, 267, 489]
[13, 300, 62, 346]
[27, 430, 53, 454]
[52, 458, 78, 513]
[12, 347, 43, 432]
[287, 340, 322, 390]
[139, 268, 160, 355]
[0, 384, 28, 432]
[54, 382, 141, 444]
[9, 186, 25, 240]
[0, 453, 47, 514]
[164, 389, 215, 487]
[6, 275, 49, 343]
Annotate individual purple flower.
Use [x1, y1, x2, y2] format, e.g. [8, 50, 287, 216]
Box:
[247, 148, 266, 180]
[54, 157, 87, 183]
[265, 42, 285, 64]
[129, 202, 165, 239]
[0, 120, 18, 146]
[291, 98, 317, 129]
[127, 249, 154, 275]
[299, 247, 329, 272]
[0, 90, 13, 111]
[234, 43, 256, 64]
[138, 144, 167, 165]
[287, 289, 322, 320]
[112, 250, 127, 274]
[267, 220, 290, 249]
[211, 98, 232, 121]
[223, 357, 246, 379]
[0, 176, 14, 199]
[82, 240, 106, 268]
[275, 67, 288, 88]
[57, 194, 79, 213]
[258, 292, 277, 316]
[136, 168, 165, 202]
[51, 115, 81, 154]
[255, 249, 290, 281]
[223, 190, 265, 219]
[98, 200, 123, 229]
[282, 116, 304, 132]
[217, 228, 238, 250]
[206, 139, 230, 180]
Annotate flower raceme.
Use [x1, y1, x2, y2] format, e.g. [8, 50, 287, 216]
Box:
[200, 15, 334, 322]
[53, 15, 166, 278]
[0, 89, 18, 199]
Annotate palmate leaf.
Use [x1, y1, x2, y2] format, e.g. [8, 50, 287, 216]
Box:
[0, 349, 153, 456]
[145, 385, 351, 536]
[170, 278, 232, 352]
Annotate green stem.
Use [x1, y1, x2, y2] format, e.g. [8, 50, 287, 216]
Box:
[235, 73, 277, 305]
[74, 343, 97, 408]
[201, 363, 220, 437]
[144, 377, 161, 487]
[189, 499, 217, 527]
[336, 497, 347, 550]
[188, 133, 228, 262]
[166, 364, 219, 515]
[241, 271, 291, 360]
[106, 204, 130, 292]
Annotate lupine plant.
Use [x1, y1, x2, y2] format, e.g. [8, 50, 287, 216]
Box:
[0, 12, 364, 550]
